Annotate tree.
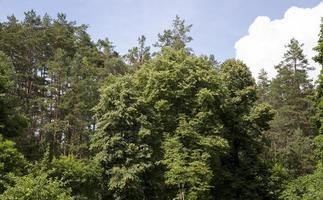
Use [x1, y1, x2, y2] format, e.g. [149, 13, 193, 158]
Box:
[2, 10, 322, 199]
[265, 39, 316, 177]
[41, 49, 71, 158]
[313, 18, 323, 135]
[0, 52, 28, 194]
[0, 11, 80, 159]
[91, 74, 153, 199]
[0, 43, 28, 196]
[0, 52, 26, 138]
[313, 18, 323, 66]
[0, 11, 128, 159]
[312, 68, 323, 135]
[97, 38, 129, 75]
[154, 16, 193, 51]
[126, 35, 151, 69]
[257, 68, 271, 103]
[213, 59, 274, 200]
[145, 49, 227, 199]
[93, 50, 275, 199]
[92, 48, 229, 199]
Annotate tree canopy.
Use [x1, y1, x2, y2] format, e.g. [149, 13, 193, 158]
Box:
[0, 11, 322, 200]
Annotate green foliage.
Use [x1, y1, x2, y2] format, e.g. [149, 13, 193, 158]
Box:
[92, 74, 152, 199]
[281, 135, 323, 200]
[0, 135, 28, 193]
[0, 10, 322, 200]
[259, 24, 323, 197]
[314, 69, 323, 135]
[314, 135, 323, 163]
[0, 172, 74, 200]
[93, 51, 275, 199]
[162, 117, 227, 200]
[13, 154, 102, 200]
[93, 48, 231, 199]
[312, 18, 323, 134]
[162, 134, 220, 200]
[0, 52, 26, 138]
[281, 166, 323, 200]
[264, 39, 316, 177]
[98, 38, 129, 75]
[212, 59, 275, 199]
[0, 49, 28, 194]
[141, 48, 231, 199]
[49, 156, 103, 200]
[270, 39, 314, 128]
[0, 11, 128, 159]
[268, 163, 289, 199]
[313, 18, 323, 66]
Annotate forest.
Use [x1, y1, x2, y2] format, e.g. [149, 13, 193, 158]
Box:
[0, 11, 322, 200]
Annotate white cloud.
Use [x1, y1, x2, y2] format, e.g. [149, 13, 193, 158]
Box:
[235, 2, 323, 80]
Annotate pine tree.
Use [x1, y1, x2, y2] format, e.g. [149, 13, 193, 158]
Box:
[282, 19, 323, 194]
[313, 18, 323, 66]
[126, 35, 151, 69]
[154, 15, 193, 51]
[0, 54, 28, 193]
[257, 68, 271, 103]
[313, 18, 323, 135]
[267, 38, 316, 177]
[0, 52, 26, 138]
[0, 11, 80, 159]
[0, 11, 128, 159]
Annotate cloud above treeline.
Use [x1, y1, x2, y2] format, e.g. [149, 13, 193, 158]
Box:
[235, 2, 323, 80]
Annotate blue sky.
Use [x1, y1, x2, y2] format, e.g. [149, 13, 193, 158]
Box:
[0, 0, 322, 61]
